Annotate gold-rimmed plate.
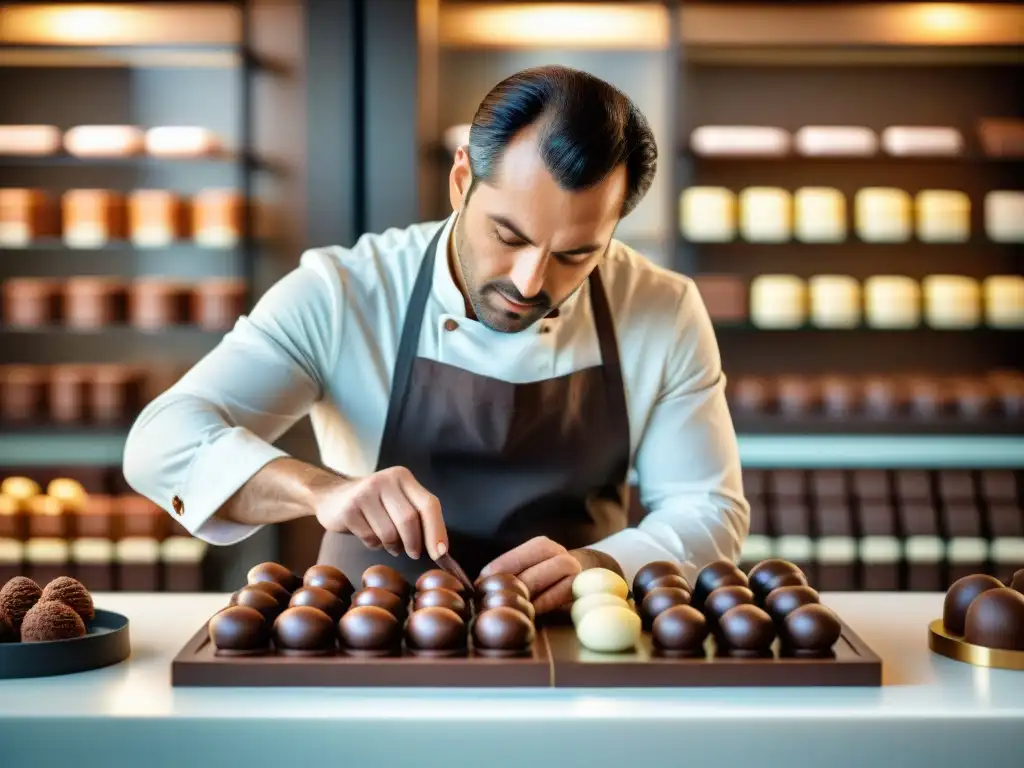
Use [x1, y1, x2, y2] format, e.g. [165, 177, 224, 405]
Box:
[927, 619, 1024, 671]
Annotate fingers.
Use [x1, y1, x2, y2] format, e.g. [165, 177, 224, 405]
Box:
[358, 493, 403, 557]
[340, 508, 382, 551]
[479, 536, 562, 579]
[517, 552, 580, 599]
[532, 574, 576, 615]
[379, 482, 423, 560]
[394, 468, 447, 560]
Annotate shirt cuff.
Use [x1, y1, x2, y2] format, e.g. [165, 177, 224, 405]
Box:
[585, 529, 693, 591]
[175, 427, 289, 546]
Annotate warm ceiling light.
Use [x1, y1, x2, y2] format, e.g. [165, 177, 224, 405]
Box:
[914, 4, 980, 37]
[47, 8, 129, 42]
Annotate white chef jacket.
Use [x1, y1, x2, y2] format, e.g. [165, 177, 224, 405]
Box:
[123, 213, 748, 584]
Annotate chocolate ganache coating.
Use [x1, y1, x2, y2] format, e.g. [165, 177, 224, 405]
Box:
[475, 573, 530, 602]
[416, 569, 466, 596]
[477, 589, 535, 622]
[339, 605, 400, 655]
[20, 600, 87, 642]
[473, 606, 535, 656]
[406, 607, 467, 655]
[692, 561, 748, 610]
[646, 574, 691, 595]
[233, 585, 284, 624]
[717, 604, 776, 657]
[41, 576, 94, 622]
[632, 561, 685, 603]
[943, 574, 1004, 636]
[352, 587, 407, 621]
[640, 587, 690, 630]
[1010, 569, 1024, 595]
[783, 604, 842, 656]
[244, 580, 292, 607]
[748, 560, 807, 603]
[652, 605, 708, 657]
[0, 576, 42, 632]
[764, 585, 820, 624]
[289, 586, 347, 623]
[208, 605, 271, 656]
[704, 586, 755, 625]
[362, 564, 411, 601]
[964, 588, 1024, 651]
[303, 565, 354, 601]
[272, 606, 337, 655]
[247, 562, 302, 593]
[414, 587, 470, 621]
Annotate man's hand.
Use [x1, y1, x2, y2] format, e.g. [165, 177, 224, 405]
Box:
[313, 466, 448, 561]
[479, 536, 613, 615]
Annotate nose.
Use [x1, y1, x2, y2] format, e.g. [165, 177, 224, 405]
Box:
[508, 248, 547, 299]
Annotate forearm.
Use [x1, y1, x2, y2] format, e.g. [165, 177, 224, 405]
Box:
[215, 457, 349, 527]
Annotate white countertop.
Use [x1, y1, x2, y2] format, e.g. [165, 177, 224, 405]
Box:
[1, 593, 1021, 768]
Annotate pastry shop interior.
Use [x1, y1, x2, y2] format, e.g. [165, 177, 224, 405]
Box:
[0, 2, 1022, 764]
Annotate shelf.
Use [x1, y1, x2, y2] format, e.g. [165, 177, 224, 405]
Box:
[0, 240, 243, 254]
[684, 238, 1013, 249]
[733, 414, 1024, 437]
[1, 325, 229, 336]
[712, 322, 1019, 333]
[0, 429, 129, 467]
[0, 44, 248, 70]
[0, 151, 256, 168]
[681, 152, 1023, 165]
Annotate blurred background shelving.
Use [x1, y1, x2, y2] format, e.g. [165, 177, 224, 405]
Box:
[1, 1, 1021, 592]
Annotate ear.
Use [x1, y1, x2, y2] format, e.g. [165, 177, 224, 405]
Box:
[449, 146, 473, 211]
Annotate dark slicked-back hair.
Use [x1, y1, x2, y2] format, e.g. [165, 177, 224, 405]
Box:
[466, 65, 657, 218]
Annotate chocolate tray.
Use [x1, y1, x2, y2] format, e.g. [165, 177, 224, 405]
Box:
[0, 609, 131, 679]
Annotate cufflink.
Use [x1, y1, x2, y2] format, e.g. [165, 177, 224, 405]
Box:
[172, 495, 184, 516]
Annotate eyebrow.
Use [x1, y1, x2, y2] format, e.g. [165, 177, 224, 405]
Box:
[489, 214, 602, 257]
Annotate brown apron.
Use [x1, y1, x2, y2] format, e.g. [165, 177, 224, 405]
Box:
[318, 223, 631, 584]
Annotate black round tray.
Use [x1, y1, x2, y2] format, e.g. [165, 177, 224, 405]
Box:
[0, 609, 131, 679]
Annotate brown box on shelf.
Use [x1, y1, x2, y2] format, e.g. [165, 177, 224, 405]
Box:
[0, 365, 47, 423]
[942, 502, 987, 583]
[895, 470, 932, 503]
[75, 494, 117, 539]
[861, 377, 903, 417]
[63, 277, 127, 329]
[820, 376, 859, 418]
[25, 495, 66, 538]
[905, 377, 952, 419]
[853, 470, 890, 502]
[192, 189, 243, 248]
[938, 470, 975, 503]
[0, 188, 58, 246]
[899, 502, 944, 591]
[776, 376, 821, 416]
[62, 189, 127, 248]
[119, 494, 168, 540]
[128, 279, 190, 330]
[25, 537, 70, 588]
[811, 470, 847, 501]
[989, 371, 1024, 417]
[192, 279, 246, 331]
[857, 500, 900, 591]
[116, 537, 161, 592]
[90, 365, 142, 424]
[742, 469, 766, 498]
[162, 536, 207, 592]
[48, 365, 90, 424]
[771, 500, 815, 582]
[769, 470, 805, 499]
[0, 494, 27, 540]
[815, 499, 856, 591]
[128, 189, 188, 247]
[739, 496, 771, 571]
[729, 376, 774, 414]
[0, 536, 23, 584]
[981, 470, 1018, 503]
[948, 378, 994, 419]
[71, 537, 115, 592]
[693, 275, 748, 322]
[987, 502, 1024, 585]
[978, 118, 1024, 158]
[2, 278, 60, 327]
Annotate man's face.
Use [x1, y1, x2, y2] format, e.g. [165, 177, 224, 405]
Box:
[448, 124, 627, 333]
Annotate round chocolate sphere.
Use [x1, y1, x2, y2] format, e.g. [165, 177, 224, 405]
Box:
[244, 580, 292, 607]
[414, 587, 470, 621]
[208, 605, 270, 656]
[406, 607, 467, 656]
[475, 573, 530, 602]
[640, 586, 690, 630]
[943, 573, 1004, 636]
[783, 604, 842, 656]
[472, 606, 535, 656]
[20, 600, 87, 642]
[0, 576, 42, 632]
[352, 587, 407, 621]
[247, 561, 301, 593]
[289, 586, 346, 623]
[964, 588, 1024, 651]
[362, 564, 411, 601]
[303, 565, 354, 601]
[272, 606, 337, 655]
[233, 585, 285, 623]
[717, 604, 776, 657]
[764, 585, 820, 624]
[646, 574, 691, 595]
[416, 569, 465, 596]
[41, 576, 94, 622]
[652, 605, 708, 657]
[704, 586, 755, 625]
[477, 589, 535, 622]
[1009, 569, 1024, 595]
[632, 561, 685, 603]
[692, 561, 748, 610]
[339, 605, 400, 656]
[748, 560, 807, 603]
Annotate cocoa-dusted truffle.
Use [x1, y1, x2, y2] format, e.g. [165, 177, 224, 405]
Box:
[414, 587, 470, 621]
[20, 600, 87, 642]
[406, 607, 467, 656]
[232, 585, 284, 624]
[362, 564, 411, 601]
[247, 562, 301, 593]
[475, 573, 530, 602]
[352, 587, 407, 622]
[0, 576, 42, 632]
[717, 604, 776, 657]
[1010, 569, 1024, 594]
[783, 604, 841, 656]
[244, 580, 292, 607]
[943, 574, 1004, 635]
[208, 605, 270, 656]
[272, 606, 336, 656]
[748, 559, 807, 603]
[640, 586, 691, 630]
[416, 569, 466, 596]
[41, 576, 94, 622]
[764, 585, 820, 624]
[704, 586, 755, 626]
[964, 588, 1024, 651]
[646, 574, 691, 595]
[473, 606, 535, 657]
[0, 609, 15, 643]
[631, 561, 684, 603]
[652, 605, 708, 657]
[339, 605, 400, 656]
[693, 561, 748, 610]
[477, 589, 535, 622]
[289, 586, 346, 623]
[303, 564, 354, 601]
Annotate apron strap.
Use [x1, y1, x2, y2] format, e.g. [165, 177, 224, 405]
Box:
[587, 267, 629, 449]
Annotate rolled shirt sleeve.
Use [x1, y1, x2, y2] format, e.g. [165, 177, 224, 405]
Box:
[122, 251, 342, 545]
[586, 279, 749, 586]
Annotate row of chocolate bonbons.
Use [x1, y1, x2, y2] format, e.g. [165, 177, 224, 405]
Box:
[0, 188, 244, 248]
[1, 276, 247, 330]
[679, 187, 1023, 244]
[0, 124, 225, 158]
